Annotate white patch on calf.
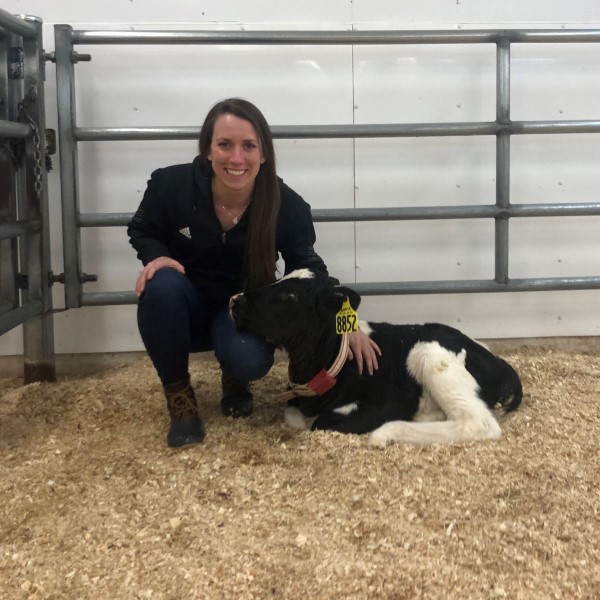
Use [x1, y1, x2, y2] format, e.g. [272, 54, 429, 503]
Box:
[334, 402, 358, 416]
[412, 391, 446, 422]
[368, 341, 501, 446]
[284, 406, 316, 430]
[276, 269, 315, 284]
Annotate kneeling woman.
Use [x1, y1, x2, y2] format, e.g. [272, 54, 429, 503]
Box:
[128, 97, 380, 447]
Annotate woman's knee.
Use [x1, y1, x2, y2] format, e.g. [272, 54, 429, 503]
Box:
[139, 268, 193, 307]
[216, 336, 274, 382]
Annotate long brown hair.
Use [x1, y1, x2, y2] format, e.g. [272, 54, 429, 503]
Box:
[198, 98, 280, 290]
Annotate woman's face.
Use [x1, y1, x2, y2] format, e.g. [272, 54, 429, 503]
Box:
[208, 113, 266, 197]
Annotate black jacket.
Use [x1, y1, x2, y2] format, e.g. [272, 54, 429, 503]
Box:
[127, 157, 328, 305]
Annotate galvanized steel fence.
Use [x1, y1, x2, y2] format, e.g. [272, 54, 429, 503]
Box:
[54, 26, 600, 309]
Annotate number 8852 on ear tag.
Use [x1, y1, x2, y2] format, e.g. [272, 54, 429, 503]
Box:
[335, 297, 359, 335]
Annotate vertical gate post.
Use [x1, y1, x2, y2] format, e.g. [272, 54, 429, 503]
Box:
[19, 16, 56, 382]
[0, 28, 19, 320]
[54, 24, 83, 309]
[495, 38, 511, 285]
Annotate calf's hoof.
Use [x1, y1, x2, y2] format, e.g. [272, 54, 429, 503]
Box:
[367, 427, 391, 448]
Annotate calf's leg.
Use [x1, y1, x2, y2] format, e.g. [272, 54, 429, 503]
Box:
[369, 341, 501, 446]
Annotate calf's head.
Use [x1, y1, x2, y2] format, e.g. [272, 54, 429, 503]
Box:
[230, 269, 361, 348]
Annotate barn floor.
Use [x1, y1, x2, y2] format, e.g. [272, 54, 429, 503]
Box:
[1, 348, 599, 599]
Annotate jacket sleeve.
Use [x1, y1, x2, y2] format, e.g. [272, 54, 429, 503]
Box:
[127, 169, 173, 265]
[278, 184, 329, 276]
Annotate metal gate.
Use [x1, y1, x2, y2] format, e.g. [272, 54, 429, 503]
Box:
[54, 26, 600, 309]
[0, 10, 55, 382]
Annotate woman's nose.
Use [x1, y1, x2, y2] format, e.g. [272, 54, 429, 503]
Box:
[230, 145, 243, 163]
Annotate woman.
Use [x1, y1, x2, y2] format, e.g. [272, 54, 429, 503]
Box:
[128, 98, 380, 447]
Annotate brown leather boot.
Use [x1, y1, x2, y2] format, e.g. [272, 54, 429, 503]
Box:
[164, 376, 205, 447]
[220, 371, 253, 418]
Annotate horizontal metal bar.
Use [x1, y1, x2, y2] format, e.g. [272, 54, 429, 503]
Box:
[0, 119, 32, 139]
[82, 291, 137, 306]
[354, 276, 600, 296]
[0, 301, 43, 336]
[314, 206, 500, 221]
[0, 219, 42, 240]
[78, 213, 133, 227]
[70, 29, 502, 46]
[511, 30, 600, 43]
[0, 8, 39, 39]
[512, 120, 600, 134]
[79, 203, 600, 229]
[69, 28, 600, 46]
[315, 204, 600, 221]
[75, 126, 199, 141]
[83, 276, 600, 307]
[75, 122, 499, 142]
[510, 203, 600, 217]
[80, 207, 500, 227]
[74, 119, 600, 142]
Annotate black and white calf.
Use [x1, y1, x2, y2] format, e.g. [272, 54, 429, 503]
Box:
[230, 269, 522, 446]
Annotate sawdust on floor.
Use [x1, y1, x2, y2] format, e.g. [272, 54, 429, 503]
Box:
[1, 348, 599, 599]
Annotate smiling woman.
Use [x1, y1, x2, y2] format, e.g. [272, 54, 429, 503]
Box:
[126, 97, 380, 448]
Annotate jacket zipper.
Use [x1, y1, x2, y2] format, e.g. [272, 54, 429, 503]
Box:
[221, 231, 226, 245]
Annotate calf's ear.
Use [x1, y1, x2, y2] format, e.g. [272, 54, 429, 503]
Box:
[335, 285, 361, 310]
[316, 285, 362, 318]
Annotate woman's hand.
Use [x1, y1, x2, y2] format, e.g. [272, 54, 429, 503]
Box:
[135, 256, 185, 296]
[347, 329, 382, 376]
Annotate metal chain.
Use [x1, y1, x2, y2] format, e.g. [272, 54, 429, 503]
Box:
[27, 115, 43, 201]
[17, 88, 44, 202]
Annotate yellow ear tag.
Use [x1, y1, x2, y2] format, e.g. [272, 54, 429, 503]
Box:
[335, 297, 359, 335]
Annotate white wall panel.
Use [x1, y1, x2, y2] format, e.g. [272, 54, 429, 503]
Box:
[512, 44, 600, 121]
[510, 217, 600, 279]
[355, 137, 496, 207]
[3, 1, 353, 25]
[354, 44, 496, 123]
[356, 219, 494, 283]
[351, 1, 600, 26]
[511, 134, 600, 204]
[73, 41, 354, 128]
[360, 291, 600, 340]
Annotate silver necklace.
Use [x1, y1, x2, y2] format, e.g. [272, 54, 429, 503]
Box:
[218, 201, 250, 225]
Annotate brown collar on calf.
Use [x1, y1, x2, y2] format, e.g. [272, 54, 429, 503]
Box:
[277, 334, 350, 401]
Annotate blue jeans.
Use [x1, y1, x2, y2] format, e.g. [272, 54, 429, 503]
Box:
[137, 268, 275, 386]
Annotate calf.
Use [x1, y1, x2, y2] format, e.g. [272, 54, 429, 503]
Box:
[230, 269, 522, 446]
